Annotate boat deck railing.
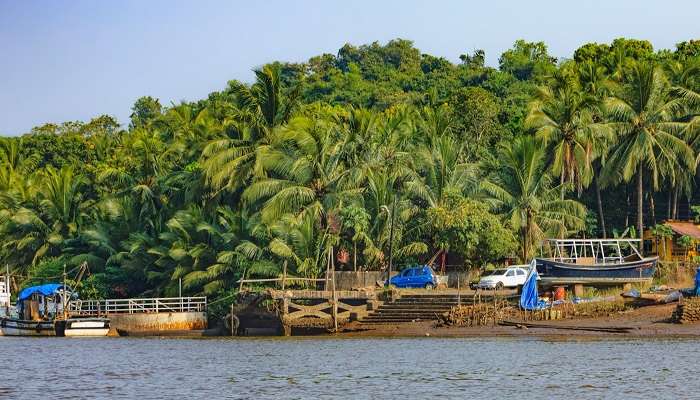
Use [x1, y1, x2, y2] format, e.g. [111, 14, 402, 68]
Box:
[68, 297, 207, 316]
[543, 238, 643, 264]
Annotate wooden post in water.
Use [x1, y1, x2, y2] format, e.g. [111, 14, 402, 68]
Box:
[282, 296, 291, 336]
[282, 260, 287, 290]
[325, 250, 331, 291]
[493, 289, 497, 327]
[231, 303, 236, 336]
[332, 248, 338, 332]
[457, 275, 461, 306]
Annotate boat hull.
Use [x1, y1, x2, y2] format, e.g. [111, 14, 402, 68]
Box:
[56, 318, 111, 337]
[0, 317, 110, 337]
[0, 318, 56, 336]
[535, 257, 658, 280]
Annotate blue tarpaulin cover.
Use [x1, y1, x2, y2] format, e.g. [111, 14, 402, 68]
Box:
[695, 267, 700, 297]
[17, 283, 65, 301]
[520, 261, 543, 310]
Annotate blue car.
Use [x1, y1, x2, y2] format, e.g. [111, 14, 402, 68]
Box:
[386, 265, 437, 289]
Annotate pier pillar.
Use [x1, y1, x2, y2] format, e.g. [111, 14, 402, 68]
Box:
[573, 284, 584, 297]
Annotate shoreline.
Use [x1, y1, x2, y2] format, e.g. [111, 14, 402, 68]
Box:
[331, 303, 700, 340]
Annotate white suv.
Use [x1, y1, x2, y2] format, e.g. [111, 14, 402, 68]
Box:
[476, 266, 529, 290]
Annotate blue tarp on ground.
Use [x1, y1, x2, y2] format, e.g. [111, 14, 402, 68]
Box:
[695, 267, 700, 297]
[520, 260, 542, 310]
[17, 283, 65, 301]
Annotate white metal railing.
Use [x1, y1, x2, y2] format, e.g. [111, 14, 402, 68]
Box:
[544, 238, 643, 264]
[68, 297, 207, 316]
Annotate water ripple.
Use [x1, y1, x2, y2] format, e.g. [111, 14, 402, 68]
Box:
[3, 336, 700, 399]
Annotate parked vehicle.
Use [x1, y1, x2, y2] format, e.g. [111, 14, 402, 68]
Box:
[476, 266, 529, 290]
[386, 266, 437, 289]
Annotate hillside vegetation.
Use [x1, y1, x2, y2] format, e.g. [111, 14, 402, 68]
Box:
[2, 38, 700, 300]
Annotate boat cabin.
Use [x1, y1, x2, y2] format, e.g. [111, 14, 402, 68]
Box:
[541, 239, 644, 265]
[15, 284, 70, 321]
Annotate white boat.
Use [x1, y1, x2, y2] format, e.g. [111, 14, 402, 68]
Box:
[59, 318, 110, 337]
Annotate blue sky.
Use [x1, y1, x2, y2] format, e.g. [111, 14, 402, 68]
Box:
[1, 0, 698, 135]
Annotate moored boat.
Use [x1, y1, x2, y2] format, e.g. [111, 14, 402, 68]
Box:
[0, 283, 110, 337]
[57, 318, 110, 337]
[535, 239, 658, 281]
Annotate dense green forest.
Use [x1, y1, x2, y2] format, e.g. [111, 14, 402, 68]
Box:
[2, 38, 700, 300]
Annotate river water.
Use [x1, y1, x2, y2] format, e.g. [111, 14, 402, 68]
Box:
[3, 336, 697, 399]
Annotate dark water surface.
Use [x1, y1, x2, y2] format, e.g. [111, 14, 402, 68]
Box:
[3, 336, 698, 399]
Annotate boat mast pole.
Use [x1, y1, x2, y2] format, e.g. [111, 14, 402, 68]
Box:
[62, 264, 67, 320]
[4, 264, 8, 317]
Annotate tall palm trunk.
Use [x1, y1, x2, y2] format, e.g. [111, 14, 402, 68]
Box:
[649, 193, 656, 226]
[625, 186, 630, 228]
[353, 241, 357, 272]
[637, 170, 644, 239]
[593, 172, 606, 238]
[522, 210, 533, 262]
[672, 187, 679, 219]
[560, 170, 565, 201]
[667, 188, 672, 220]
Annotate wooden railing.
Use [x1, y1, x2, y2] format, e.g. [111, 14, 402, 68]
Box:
[68, 297, 207, 316]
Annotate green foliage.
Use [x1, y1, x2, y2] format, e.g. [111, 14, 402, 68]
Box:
[427, 193, 516, 265]
[498, 40, 557, 80]
[691, 205, 700, 223]
[651, 224, 673, 239]
[678, 234, 694, 249]
[3, 37, 700, 304]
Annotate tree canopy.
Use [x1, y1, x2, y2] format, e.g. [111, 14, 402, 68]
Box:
[3, 37, 700, 301]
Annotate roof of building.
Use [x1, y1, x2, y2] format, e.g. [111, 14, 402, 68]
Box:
[664, 221, 700, 239]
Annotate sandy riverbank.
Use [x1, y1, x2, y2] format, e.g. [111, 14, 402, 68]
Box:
[337, 303, 700, 339]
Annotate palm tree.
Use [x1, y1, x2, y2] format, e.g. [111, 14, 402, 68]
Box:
[482, 136, 586, 261]
[405, 134, 476, 208]
[0, 166, 88, 271]
[577, 60, 617, 237]
[268, 213, 335, 279]
[362, 168, 427, 269]
[40, 166, 88, 236]
[526, 79, 604, 198]
[601, 61, 694, 237]
[243, 117, 362, 225]
[201, 64, 301, 193]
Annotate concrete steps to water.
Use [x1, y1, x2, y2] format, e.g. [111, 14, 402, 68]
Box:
[359, 293, 475, 324]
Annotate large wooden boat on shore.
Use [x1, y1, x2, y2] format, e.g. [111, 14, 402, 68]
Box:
[535, 239, 657, 281]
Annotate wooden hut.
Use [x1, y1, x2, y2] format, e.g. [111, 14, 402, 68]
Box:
[645, 220, 700, 262]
